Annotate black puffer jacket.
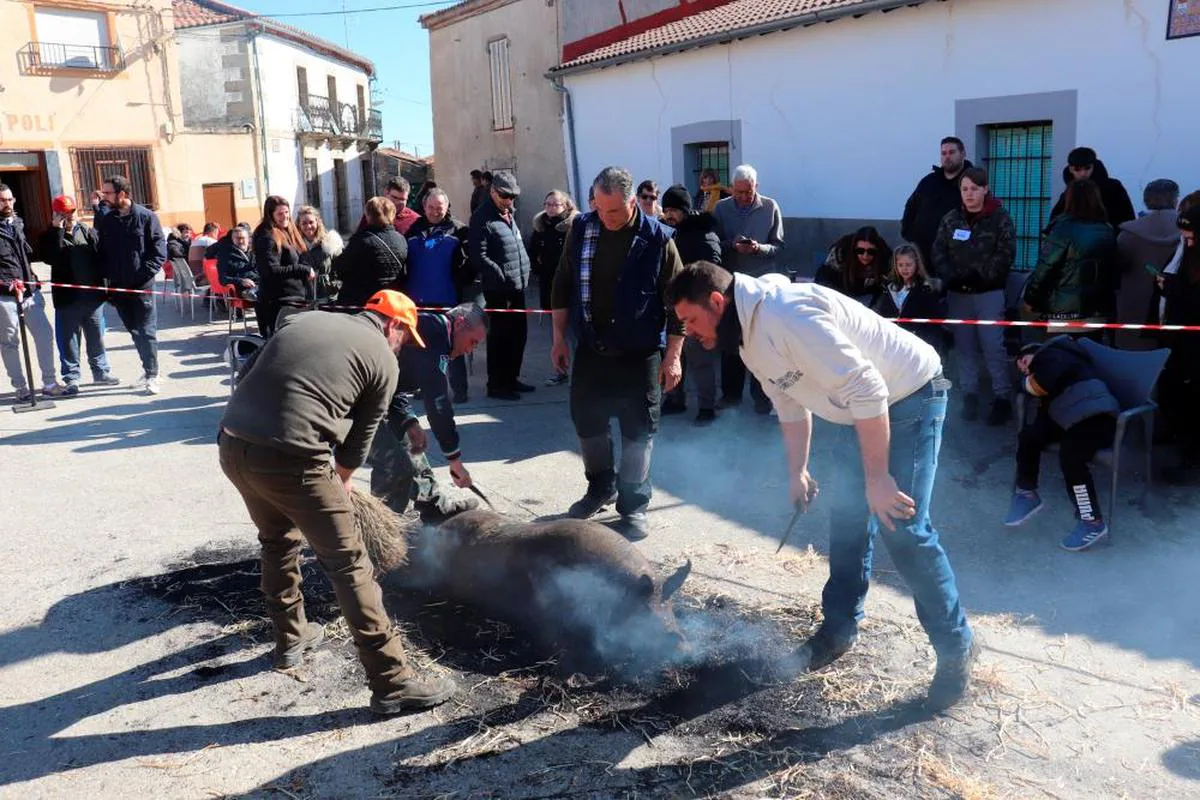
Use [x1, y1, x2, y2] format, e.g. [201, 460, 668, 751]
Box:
[334, 224, 408, 308]
[1, 216, 37, 295]
[253, 227, 307, 304]
[218, 244, 258, 286]
[871, 281, 950, 353]
[1049, 160, 1136, 230]
[529, 210, 573, 280]
[932, 196, 1017, 293]
[669, 211, 722, 266]
[468, 199, 530, 293]
[901, 160, 974, 262]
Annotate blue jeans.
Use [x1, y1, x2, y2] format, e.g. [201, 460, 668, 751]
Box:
[107, 291, 158, 377]
[822, 380, 972, 659]
[55, 294, 111, 383]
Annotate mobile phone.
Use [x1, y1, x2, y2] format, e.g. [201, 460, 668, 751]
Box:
[1144, 263, 1163, 277]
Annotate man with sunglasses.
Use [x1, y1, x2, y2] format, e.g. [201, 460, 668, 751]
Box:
[468, 170, 533, 400]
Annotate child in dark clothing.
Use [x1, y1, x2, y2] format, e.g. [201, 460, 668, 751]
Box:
[871, 243, 949, 354]
[1004, 337, 1119, 551]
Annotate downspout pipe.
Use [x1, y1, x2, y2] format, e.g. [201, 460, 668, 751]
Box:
[550, 76, 581, 204]
[249, 26, 270, 197]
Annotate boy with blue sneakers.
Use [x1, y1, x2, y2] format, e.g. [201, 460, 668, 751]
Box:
[1006, 338, 1119, 551]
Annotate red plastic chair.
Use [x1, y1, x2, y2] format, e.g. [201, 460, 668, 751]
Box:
[202, 258, 250, 332]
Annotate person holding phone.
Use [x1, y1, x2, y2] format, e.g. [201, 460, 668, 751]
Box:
[711, 164, 786, 413]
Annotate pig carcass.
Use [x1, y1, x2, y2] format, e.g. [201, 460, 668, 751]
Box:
[352, 492, 691, 675]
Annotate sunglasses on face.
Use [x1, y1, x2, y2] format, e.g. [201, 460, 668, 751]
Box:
[640, 194, 658, 201]
[496, 192, 516, 201]
[855, 247, 877, 256]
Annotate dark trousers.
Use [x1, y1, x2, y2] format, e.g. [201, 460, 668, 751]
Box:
[218, 433, 413, 693]
[570, 346, 661, 515]
[366, 420, 446, 514]
[55, 293, 111, 383]
[720, 351, 769, 408]
[257, 300, 283, 338]
[1160, 342, 1200, 462]
[484, 288, 528, 390]
[107, 290, 158, 377]
[1016, 411, 1116, 522]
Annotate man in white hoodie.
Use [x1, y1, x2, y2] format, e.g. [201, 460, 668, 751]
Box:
[668, 261, 976, 711]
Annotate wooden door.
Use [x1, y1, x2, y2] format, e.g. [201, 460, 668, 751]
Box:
[202, 182, 236, 231]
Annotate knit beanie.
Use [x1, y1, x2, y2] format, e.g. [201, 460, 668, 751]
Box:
[661, 184, 693, 214]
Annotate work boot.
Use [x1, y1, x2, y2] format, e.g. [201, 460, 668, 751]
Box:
[925, 640, 979, 711]
[961, 393, 980, 422]
[796, 626, 859, 672]
[612, 511, 649, 541]
[273, 622, 326, 669]
[370, 672, 456, 715]
[568, 486, 618, 519]
[986, 397, 1013, 426]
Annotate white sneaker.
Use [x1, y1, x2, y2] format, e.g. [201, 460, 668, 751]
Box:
[141, 375, 161, 395]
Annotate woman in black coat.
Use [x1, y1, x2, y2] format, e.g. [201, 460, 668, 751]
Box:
[253, 195, 311, 337]
[872, 242, 949, 354]
[334, 196, 408, 309]
[816, 226, 889, 307]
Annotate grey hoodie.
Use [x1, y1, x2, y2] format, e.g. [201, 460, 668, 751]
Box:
[1116, 210, 1181, 346]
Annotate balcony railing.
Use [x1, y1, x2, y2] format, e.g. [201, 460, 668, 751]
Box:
[19, 41, 124, 74]
[297, 95, 382, 142]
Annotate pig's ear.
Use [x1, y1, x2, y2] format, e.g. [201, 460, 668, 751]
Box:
[661, 559, 691, 601]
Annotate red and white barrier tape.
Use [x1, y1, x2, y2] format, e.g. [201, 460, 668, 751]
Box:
[19, 280, 1200, 331]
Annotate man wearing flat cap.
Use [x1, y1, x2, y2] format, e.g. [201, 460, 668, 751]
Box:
[469, 169, 533, 400]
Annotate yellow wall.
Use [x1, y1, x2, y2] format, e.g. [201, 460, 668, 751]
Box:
[0, 0, 260, 227]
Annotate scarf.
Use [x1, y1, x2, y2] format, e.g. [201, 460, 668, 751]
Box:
[578, 216, 601, 323]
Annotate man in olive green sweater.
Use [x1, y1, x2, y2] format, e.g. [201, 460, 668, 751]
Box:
[219, 290, 454, 716]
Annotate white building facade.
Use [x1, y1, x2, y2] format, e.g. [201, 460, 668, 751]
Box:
[175, 0, 382, 234]
[553, 0, 1200, 273]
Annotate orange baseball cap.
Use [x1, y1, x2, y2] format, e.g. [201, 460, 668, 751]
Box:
[364, 289, 425, 348]
[52, 195, 76, 214]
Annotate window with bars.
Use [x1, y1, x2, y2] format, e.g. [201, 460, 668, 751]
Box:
[303, 158, 320, 208]
[487, 37, 513, 131]
[70, 146, 156, 208]
[984, 123, 1054, 271]
[690, 142, 730, 191]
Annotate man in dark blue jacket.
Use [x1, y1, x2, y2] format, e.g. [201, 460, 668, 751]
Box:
[93, 175, 167, 394]
[469, 170, 532, 400]
[550, 167, 685, 540]
[367, 304, 489, 517]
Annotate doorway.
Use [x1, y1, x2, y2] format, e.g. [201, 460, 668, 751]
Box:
[202, 182, 236, 231]
[0, 151, 51, 243]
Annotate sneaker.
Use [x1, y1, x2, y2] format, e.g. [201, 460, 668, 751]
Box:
[961, 393, 980, 422]
[92, 373, 121, 386]
[513, 380, 537, 393]
[926, 640, 979, 711]
[62, 382, 81, 397]
[986, 397, 1013, 426]
[612, 512, 649, 541]
[1060, 519, 1109, 552]
[567, 488, 618, 519]
[42, 383, 69, 397]
[1003, 489, 1044, 527]
[694, 408, 716, 427]
[797, 626, 859, 672]
[661, 397, 687, 416]
[273, 622, 326, 669]
[142, 376, 161, 395]
[13, 388, 33, 404]
[370, 672, 455, 715]
[544, 373, 569, 387]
